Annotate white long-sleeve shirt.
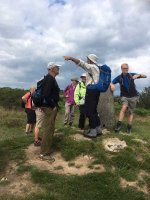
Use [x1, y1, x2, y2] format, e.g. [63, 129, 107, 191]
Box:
[78, 60, 100, 86]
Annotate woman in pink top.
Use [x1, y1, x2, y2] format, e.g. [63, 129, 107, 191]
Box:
[63, 77, 78, 126]
[22, 86, 36, 134]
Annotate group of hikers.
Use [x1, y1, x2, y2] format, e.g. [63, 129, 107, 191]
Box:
[22, 54, 147, 161]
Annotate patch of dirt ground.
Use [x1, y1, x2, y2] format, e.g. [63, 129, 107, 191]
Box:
[120, 170, 150, 195]
[0, 161, 43, 197]
[25, 144, 105, 176]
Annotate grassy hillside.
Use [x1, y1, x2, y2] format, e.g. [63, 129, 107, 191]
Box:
[0, 106, 150, 200]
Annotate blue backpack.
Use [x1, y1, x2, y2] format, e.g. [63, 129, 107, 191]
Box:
[87, 65, 111, 92]
[32, 76, 46, 107]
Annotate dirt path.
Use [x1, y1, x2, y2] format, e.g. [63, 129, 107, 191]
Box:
[0, 161, 43, 197]
[25, 144, 105, 176]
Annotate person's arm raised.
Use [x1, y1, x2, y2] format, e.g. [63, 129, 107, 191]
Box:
[132, 74, 147, 79]
[63, 56, 80, 65]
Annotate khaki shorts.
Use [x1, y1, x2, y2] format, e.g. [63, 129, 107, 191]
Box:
[35, 108, 45, 128]
[121, 96, 139, 113]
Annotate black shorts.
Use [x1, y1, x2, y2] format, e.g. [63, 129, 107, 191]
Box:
[25, 108, 36, 124]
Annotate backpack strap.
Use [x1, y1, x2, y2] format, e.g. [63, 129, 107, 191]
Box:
[128, 73, 133, 79]
[78, 82, 82, 99]
[119, 73, 123, 85]
[119, 73, 133, 86]
[88, 65, 100, 84]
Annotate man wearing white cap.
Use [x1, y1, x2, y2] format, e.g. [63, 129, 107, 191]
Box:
[39, 62, 60, 161]
[74, 73, 87, 130]
[64, 54, 102, 138]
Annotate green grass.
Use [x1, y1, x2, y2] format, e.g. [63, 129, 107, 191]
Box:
[0, 106, 150, 200]
[59, 138, 95, 161]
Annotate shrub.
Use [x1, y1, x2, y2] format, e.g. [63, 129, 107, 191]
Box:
[138, 86, 150, 109]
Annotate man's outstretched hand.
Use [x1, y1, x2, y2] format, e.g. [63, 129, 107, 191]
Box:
[63, 56, 80, 65]
[63, 56, 71, 61]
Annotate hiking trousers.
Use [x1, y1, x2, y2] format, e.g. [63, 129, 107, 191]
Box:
[64, 102, 76, 125]
[78, 105, 86, 129]
[85, 89, 100, 129]
[41, 107, 57, 155]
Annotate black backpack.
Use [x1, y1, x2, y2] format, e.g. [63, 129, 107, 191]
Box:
[32, 76, 46, 107]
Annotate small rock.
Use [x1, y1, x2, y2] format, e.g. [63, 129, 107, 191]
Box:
[84, 155, 89, 159]
[103, 138, 127, 152]
[0, 177, 8, 182]
[70, 134, 91, 141]
[102, 129, 110, 135]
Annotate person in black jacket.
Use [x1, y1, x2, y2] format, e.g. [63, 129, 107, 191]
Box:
[39, 62, 60, 161]
[110, 63, 147, 133]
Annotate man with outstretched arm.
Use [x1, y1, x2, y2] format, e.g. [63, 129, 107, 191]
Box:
[64, 54, 102, 138]
[110, 63, 147, 133]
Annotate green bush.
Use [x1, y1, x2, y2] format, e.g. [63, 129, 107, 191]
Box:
[0, 87, 27, 109]
[135, 108, 150, 116]
[138, 86, 150, 109]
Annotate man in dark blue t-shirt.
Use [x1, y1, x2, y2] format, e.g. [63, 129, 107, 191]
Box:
[110, 63, 147, 133]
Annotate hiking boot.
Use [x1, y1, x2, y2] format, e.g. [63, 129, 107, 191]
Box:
[34, 140, 41, 146]
[115, 121, 122, 132]
[83, 129, 97, 138]
[126, 124, 132, 134]
[96, 126, 102, 136]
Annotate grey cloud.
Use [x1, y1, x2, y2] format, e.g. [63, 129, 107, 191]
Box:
[0, 0, 150, 91]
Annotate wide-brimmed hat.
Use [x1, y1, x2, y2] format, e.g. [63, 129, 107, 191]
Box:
[47, 62, 61, 70]
[71, 77, 78, 81]
[80, 73, 86, 78]
[87, 54, 98, 64]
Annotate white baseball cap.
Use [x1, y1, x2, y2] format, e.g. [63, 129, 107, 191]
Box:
[80, 73, 86, 78]
[47, 62, 61, 70]
[87, 54, 98, 64]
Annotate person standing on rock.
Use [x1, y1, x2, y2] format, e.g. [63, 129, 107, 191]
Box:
[64, 54, 102, 138]
[110, 63, 147, 133]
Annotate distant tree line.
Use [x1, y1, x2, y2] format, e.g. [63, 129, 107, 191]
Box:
[0, 87, 64, 110]
[0, 87, 28, 109]
[0, 87, 149, 110]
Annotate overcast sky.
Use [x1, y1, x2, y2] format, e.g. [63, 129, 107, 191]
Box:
[0, 0, 150, 95]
